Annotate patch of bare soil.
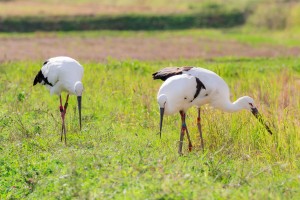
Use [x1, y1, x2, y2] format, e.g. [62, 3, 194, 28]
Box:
[1, 36, 300, 63]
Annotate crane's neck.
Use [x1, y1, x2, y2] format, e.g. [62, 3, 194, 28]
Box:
[221, 97, 247, 113]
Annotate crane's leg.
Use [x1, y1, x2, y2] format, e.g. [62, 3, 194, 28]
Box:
[63, 94, 69, 145]
[178, 111, 193, 154]
[59, 95, 64, 142]
[59, 94, 69, 145]
[185, 125, 193, 152]
[178, 111, 185, 155]
[197, 107, 204, 151]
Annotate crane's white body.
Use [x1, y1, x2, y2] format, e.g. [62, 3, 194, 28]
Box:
[158, 75, 198, 115]
[180, 68, 231, 110]
[157, 67, 256, 116]
[154, 66, 272, 153]
[41, 56, 84, 96]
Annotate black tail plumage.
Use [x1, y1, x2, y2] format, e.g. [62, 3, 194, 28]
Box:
[33, 60, 50, 86]
[33, 70, 44, 86]
[152, 67, 193, 81]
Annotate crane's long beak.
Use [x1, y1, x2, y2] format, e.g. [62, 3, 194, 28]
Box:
[77, 96, 82, 130]
[251, 107, 272, 135]
[159, 107, 164, 138]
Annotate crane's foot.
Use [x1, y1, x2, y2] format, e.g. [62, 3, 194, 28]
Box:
[188, 142, 193, 152]
[178, 140, 183, 155]
[200, 137, 204, 152]
[63, 123, 67, 145]
[61, 124, 63, 142]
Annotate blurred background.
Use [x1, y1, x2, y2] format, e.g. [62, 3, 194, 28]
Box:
[0, 0, 300, 62]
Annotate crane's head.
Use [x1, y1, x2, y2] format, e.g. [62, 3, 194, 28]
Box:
[158, 94, 167, 138]
[240, 96, 273, 135]
[74, 81, 83, 130]
[74, 81, 84, 96]
[239, 96, 256, 111]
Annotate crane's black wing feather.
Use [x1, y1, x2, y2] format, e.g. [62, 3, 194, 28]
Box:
[152, 67, 193, 81]
[33, 60, 53, 86]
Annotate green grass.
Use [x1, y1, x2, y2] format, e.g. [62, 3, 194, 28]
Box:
[0, 58, 300, 199]
[1, 28, 300, 47]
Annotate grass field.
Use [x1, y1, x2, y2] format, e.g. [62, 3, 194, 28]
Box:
[1, 57, 300, 199]
[1, 0, 300, 198]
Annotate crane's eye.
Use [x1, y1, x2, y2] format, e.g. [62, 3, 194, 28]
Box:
[249, 103, 253, 106]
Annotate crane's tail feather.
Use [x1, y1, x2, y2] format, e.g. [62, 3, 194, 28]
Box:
[152, 67, 193, 81]
[33, 70, 44, 86]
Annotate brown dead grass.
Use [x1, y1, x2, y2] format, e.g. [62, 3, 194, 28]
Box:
[1, 35, 300, 63]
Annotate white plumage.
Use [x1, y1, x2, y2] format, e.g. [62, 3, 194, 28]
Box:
[33, 56, 84, 144]
[153, 67, 272, 154]
[157, 74, 198, 115]
[39, 56, 84, 95]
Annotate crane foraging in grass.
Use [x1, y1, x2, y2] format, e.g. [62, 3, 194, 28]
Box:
[153, 67, 272, 154]
[33, 56, 84, 144]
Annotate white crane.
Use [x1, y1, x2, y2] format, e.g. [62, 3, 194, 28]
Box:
[33, 56, 84, 144]
[153, 67, 272, 154]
